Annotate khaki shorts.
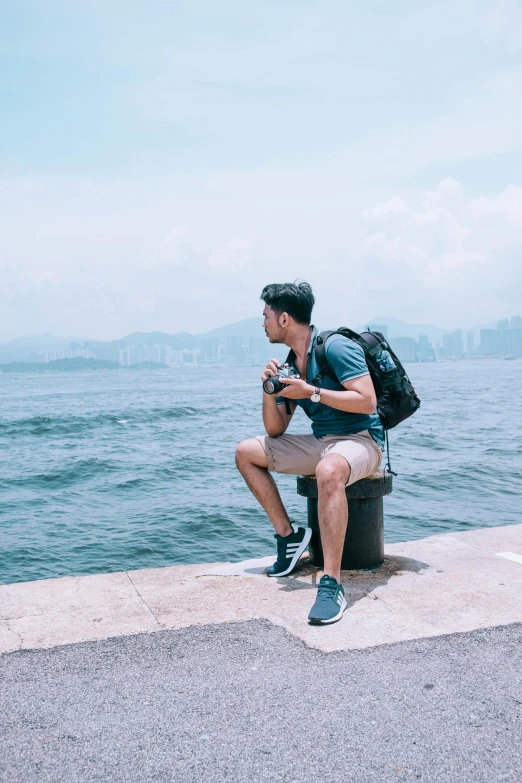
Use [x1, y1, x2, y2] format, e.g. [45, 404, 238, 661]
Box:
[255, 430, 382, 486]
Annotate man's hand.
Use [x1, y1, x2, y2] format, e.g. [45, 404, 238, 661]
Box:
[277, 376, 314, 400]
[261, 358, 282, 384]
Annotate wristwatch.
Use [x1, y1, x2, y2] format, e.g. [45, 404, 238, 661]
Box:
[310, 386, 321, 403]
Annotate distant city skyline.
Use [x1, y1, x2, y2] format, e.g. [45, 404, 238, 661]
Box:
[0, 311, 512, 347]
[2, 313, 521, 366]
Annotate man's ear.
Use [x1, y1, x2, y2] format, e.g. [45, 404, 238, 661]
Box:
[279, 312, 289, 327]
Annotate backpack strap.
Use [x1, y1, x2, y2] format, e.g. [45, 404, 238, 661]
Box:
[281, 348, 295, 416]
[338, 326, 372, 352]
[313, 326, 375, 385]
[312, 330, 340, 384]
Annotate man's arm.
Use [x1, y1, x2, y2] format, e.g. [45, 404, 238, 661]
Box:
[305, 334, 376, 413]
[261, 358, 297, 437]
[316, 374, 376, 414]
[277, 374, 376, 415]
[262, 395, 297, 437]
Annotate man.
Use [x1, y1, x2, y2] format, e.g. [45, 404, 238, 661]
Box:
[235, 282, 384, 625]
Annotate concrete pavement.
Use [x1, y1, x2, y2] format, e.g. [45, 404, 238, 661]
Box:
[1, 619, 521, 782]
[1, 524, 522, 655]
[1, 524, 522, 782]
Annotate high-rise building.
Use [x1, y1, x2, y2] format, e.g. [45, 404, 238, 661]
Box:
[466, 331, 475, 356]
[247, 337, 267, 364]
[149, 345, 175, 365]
[504, 329, 522, 357]
[482, 326, 522, 357]
[481, 329, 504, 356]
[200, 338, 219, 362]
[165, 346, 175, 366]
[226, 336, 244, 363]
[497, 319, 509, 330]
[84, 342, 121, 362]
[126, 345, 151, 365]
[417, 334, 434, 362]
[510, 315, 522, 330]
[442, 330, 463, 358]
[389, 337, 417, 362]
[30, 348, 96, 363]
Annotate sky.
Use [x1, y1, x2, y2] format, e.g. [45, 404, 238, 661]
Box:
[1, 0, 522, 340]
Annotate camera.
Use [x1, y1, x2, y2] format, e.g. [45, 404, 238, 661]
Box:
[262, 363, 301, 395]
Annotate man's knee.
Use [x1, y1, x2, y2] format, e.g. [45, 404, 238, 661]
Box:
[315, 455, 350, 488]
[235, 438, 268, 471]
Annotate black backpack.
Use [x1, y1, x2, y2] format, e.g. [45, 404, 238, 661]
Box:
[312, 328, 421, 473]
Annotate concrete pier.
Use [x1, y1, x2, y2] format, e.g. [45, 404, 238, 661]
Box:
[1, 524, 522, 655]
[1, 524, 522, 782]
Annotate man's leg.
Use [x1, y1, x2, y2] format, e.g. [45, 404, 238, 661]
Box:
[314, 454, 351, 582]
[235, 438, 293, 537]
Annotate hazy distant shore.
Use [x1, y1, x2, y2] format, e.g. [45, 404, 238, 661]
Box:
[0, 358, 169, 373]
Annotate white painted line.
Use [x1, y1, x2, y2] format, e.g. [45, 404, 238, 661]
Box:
[495, 551, 522, 566]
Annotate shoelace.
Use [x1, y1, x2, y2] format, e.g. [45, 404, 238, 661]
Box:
[316, 583, 337, 602]
[276, 538, 292, 565]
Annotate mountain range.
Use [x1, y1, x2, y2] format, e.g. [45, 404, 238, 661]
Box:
[0, 317, 498, 362]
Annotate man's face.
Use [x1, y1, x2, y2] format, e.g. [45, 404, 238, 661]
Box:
[262, 304, 286, 343]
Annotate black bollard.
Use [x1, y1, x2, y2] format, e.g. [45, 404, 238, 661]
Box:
[296, 471, 393, 570]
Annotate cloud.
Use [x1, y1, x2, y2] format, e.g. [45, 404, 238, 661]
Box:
[360, 178, 522, 323]
[469, 183, 522, 227]
[208, 236, 253, 272]
[362, 195, 409, 221]
[485, 0, 522, 52]
[163, 226, 200, 267]
[1, 169, 521, 338]
[362, 178, 491, 281]
[341, 68, 522, 183]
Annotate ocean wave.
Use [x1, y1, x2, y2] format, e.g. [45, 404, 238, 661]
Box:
[2, 458, 120, 489]
[2, 360, 521, 586]
[149, 406, 199, 419]
[0, 406, 203, 438]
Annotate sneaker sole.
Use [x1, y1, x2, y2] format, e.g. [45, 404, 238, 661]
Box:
[266, 526, 313, 577]
[308, 594, 348, 625]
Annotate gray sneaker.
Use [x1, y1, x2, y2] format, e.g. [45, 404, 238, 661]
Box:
[266, 523, 312, 577]
[308, 575, 347, 624]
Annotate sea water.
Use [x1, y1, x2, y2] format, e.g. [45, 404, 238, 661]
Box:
[1, 360, 521, 585]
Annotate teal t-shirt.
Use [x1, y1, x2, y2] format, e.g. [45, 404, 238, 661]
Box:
[278, 327, 384, 449]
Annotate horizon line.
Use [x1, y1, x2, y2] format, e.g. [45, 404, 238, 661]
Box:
[1, 315, 509, 346]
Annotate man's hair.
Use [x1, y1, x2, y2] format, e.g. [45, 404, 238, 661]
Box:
[260, 281, 315, 325]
